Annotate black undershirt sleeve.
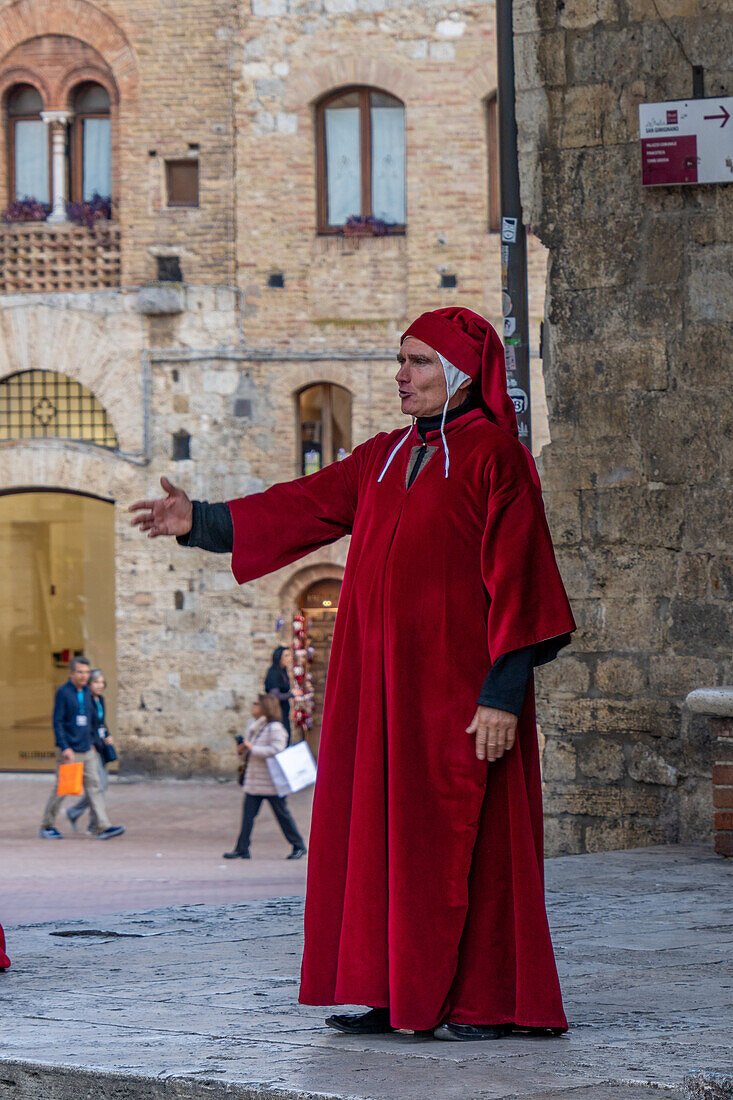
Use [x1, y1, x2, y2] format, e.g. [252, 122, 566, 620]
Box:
[176, 501, 234, 553]
[477, 633, 572, 717]
[478, 646, 537, 716]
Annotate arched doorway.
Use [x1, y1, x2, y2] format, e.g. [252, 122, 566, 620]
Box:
[0, 489, 116, 771]
[298, 577, 342, 755]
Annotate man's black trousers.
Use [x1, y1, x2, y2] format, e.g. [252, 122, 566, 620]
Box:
[235, 793, 305, 854]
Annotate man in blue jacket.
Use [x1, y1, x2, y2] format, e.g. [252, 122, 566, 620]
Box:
[39, 657, 124, 840]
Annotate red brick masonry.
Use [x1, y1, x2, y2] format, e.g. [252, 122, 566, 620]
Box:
[712, 718, 733, 858]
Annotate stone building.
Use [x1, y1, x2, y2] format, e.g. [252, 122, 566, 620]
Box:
[514, 0, 732, 851]
[0, 0, 552, 778]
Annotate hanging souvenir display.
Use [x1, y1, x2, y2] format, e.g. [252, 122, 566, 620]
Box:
[291, 612, 314, 739]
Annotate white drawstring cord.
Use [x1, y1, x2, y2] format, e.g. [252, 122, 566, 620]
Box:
[436, 353, 470, 481]
[377, 423, 414, 483]
[439, 397, 450, 478]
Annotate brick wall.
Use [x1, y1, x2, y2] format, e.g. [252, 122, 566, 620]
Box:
[713, 719, 733, 858]
[0, 0, 236, 286]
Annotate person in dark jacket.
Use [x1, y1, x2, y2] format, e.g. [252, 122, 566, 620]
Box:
[264, 646, 292, 742]
[65, 669, 118, 834]
[39, 657, 124, 841]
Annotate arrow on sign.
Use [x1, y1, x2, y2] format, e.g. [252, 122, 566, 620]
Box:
[704, 105, 730, 127]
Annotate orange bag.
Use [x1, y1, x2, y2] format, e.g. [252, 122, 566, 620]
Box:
[57, 762, 84, 796]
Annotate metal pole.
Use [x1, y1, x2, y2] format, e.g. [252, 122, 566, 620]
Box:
[495, 0, 532, 450]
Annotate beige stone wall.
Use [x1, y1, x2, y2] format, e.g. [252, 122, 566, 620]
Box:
[515, 0, 733, 852]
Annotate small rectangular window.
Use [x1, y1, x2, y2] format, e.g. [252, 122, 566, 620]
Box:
[165, 159, 199, 208]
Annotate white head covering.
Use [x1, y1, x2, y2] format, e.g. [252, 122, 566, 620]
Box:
[436, 352, 471, 478]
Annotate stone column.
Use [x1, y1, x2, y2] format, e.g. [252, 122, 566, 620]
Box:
[41, 111, 72, 224]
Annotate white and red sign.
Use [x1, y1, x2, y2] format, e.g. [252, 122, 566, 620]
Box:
[639, 98, 733, 187]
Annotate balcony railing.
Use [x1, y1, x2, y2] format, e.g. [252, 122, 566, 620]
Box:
[0, 221, 121, 295]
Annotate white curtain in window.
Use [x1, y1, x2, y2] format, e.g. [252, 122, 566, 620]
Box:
[371, 106, 405, 225]
[83, 118, 111, 200]
[325, 107, 361, 226]
[14, 120, 49, 203]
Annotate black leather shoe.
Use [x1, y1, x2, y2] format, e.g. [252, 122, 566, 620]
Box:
[222, 850, 250, 859]
[326, 1007, 394, 1035]
[287, 847, 307, 860]
[434, 1022, 512, 1041]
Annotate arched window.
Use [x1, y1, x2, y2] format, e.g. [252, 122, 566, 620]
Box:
[297, 383, 352, 475]
[316, 87, 405, 234]
[71, 82, 111, 202]
[7, 84, 49, 204]
[0, 370, 118, 448]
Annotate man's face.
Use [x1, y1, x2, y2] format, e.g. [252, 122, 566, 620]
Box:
[70, 664, 90, 689]
[396, 337, 468, 418]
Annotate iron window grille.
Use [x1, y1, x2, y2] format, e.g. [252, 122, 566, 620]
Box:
[0, 370, 118, 448]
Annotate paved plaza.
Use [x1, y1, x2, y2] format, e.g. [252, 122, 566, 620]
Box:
[1, 776, 732, 1099]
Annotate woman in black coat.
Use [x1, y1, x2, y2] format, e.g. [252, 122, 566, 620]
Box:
[264, 645, 291, 742]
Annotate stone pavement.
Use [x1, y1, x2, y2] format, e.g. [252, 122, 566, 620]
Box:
[1, 773, 312, 922]
[1, 843, 732, 1100]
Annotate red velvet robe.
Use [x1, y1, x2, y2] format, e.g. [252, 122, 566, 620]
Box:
[229, 408, 575, 1032]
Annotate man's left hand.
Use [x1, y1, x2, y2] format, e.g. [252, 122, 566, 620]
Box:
[466, 706, 517, 763]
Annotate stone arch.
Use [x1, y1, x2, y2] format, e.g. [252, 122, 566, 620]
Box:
[279, 562, 345, 614]
[0, 305, 143, 454]
[465, 61, 497, 101]
[0, 438, 134, 502]
[283, 55, 419, 111]
[289, 365, 357, 393]
[0, 67, 51, 107]
[0, 0, 138, 100]
[59, 61, 119, 111]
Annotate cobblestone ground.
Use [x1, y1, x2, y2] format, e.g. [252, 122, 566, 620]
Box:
[1, 777, 731, 1099]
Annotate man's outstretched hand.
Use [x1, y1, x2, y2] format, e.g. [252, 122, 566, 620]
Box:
[466, 705, 517, 763]
[129, 477, 193, 538]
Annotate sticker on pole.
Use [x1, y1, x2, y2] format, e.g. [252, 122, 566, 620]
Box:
[503, 317, 517, 337]
[639, 98, 733, 186]
[508, 385, 528, 416]
[501, 217, 518, 243]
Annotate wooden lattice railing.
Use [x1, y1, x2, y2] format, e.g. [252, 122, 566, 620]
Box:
[0, 222, 121, 294]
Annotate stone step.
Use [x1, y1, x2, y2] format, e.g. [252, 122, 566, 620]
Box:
[0, 1059, 687, 1100]
[685, 1072, 733, 1099]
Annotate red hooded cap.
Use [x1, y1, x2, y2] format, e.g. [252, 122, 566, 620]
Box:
[401, 307, 518, 438]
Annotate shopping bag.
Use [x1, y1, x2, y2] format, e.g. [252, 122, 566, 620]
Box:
[266, 741, 317, 797]
[57, 762, 84, 796]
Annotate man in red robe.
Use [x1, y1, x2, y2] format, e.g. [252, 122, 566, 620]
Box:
[131, 307, 575, 1041]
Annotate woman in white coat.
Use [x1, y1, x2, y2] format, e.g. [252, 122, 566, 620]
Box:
[224, 693, 307, 860]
